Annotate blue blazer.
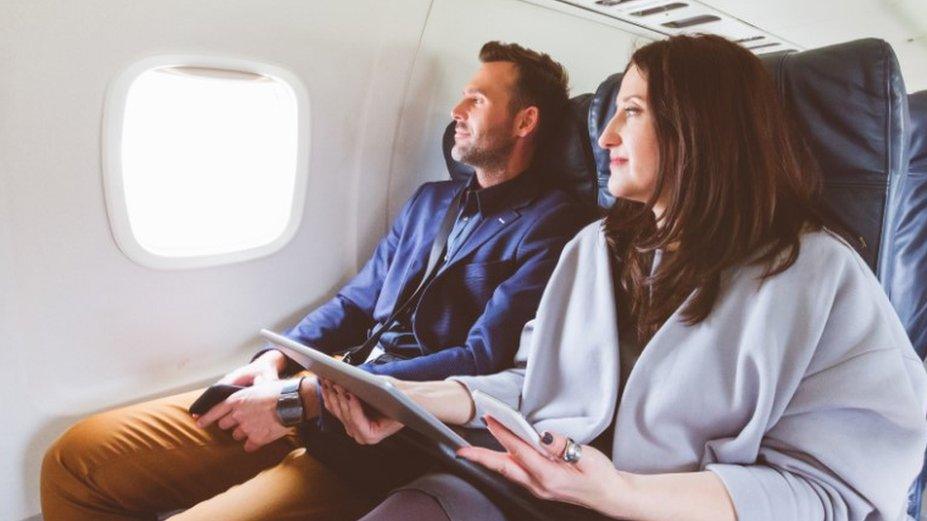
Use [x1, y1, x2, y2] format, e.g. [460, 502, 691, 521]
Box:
[284, 174, 594, 380]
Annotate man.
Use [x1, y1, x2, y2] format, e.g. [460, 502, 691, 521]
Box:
[41, 41, 592, 520]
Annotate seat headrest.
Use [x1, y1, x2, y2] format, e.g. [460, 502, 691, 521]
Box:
[891, 90, 927, 360]
[442, 94, 599, 206]
[761, 39, 909, 277]
[586, 39, 909, 277]
[587, 72, 623, 209]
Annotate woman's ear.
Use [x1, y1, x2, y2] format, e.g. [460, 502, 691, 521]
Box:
[514, 106, 540, 138]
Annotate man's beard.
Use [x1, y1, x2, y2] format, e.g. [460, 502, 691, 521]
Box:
[452, 129, 516, 172]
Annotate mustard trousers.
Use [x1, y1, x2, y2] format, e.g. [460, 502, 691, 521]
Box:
[40, 388, 369, 521]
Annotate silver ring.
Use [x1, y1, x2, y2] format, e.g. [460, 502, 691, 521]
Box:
[562, 438, 582, 463]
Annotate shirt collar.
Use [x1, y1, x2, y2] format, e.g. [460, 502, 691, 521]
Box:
[461, 169, 538, 216]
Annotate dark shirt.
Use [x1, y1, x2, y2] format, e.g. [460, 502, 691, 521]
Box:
[374, 172, 534, 361]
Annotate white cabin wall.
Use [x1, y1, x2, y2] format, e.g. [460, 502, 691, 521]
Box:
[386, 0, 651, 220]
[0, 0, 654, 518]
[0, 1, 432, 519]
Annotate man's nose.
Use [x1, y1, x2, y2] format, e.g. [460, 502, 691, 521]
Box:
[451, 100, 465, 121]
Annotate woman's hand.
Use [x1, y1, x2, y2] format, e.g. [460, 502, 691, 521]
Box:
[319, 378, 404, 444]
[457, 416, 630, 514]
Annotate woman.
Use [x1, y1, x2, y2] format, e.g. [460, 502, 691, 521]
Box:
[322, 34, 927, 520]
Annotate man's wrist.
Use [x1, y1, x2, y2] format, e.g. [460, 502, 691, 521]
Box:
[256, 349, 286, 374]
[299, 376, 321, 420]
[275, 377, 305, 427]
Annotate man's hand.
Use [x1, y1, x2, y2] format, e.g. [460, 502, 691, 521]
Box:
[197, 378, 295, 452]
[319, 378, 404, 444]
[217, 350, 286, 386]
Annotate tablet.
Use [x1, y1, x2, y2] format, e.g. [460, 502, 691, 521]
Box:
[471, 390, 545, 452]
[260, 329, 469, 449]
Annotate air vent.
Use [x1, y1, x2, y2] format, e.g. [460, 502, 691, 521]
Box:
[536, 1, 802, 56]
[631, 3, 687, 17]
[662, 14, 720, 29]
[747, 42, 779, 50]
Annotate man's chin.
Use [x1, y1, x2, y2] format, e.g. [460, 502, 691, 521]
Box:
[451, 145, 469, 163]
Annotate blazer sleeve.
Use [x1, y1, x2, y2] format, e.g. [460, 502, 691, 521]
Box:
[262, 185, 426, 361]
[361, 201, 592, 381]
[705, 248, 927, 521]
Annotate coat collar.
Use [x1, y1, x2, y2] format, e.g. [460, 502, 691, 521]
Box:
[460, 167, 541, 216]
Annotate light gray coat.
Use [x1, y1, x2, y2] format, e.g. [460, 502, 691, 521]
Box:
[452, 221, 927, 521]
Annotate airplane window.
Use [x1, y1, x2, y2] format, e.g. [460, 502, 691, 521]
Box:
[103, 56, 309, 269]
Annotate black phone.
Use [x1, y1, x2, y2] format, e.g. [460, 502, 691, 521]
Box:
[188, 384, 246, 415]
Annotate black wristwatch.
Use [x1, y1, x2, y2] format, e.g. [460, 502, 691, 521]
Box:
[275, 377, 305, 427]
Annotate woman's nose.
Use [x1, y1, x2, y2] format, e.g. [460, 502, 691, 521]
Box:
[597, 114, 622, 149]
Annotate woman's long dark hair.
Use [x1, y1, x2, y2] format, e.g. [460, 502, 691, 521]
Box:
[606, 34, 845, 342]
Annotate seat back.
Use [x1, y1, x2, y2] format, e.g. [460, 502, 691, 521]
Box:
[442, 94, 600, 206]
[761, 40, 910, 282]
[896, 89, 927, 519]
[893, 90, 927, 361]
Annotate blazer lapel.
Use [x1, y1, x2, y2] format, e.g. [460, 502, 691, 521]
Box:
[438, 208, 521, 274]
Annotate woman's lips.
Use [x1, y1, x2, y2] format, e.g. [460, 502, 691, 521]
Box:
[610, 157, 628, 166]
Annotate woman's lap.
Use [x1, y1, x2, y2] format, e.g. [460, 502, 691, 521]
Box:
[362, 473, 508, 521]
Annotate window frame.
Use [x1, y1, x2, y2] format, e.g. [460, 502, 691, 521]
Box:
[102, 54, 311, 270]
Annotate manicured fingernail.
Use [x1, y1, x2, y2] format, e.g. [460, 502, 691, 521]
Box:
[541, 432, 554, 445]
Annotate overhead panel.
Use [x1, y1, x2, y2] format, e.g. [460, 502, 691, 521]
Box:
[553, 0, 801, 54]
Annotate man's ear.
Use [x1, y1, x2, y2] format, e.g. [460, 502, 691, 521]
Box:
[513, 106, 539, 138]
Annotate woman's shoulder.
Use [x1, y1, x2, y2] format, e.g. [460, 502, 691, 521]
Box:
[790, 228, 874, 283]
[732, 228, 884, 315]
[561, 218, 606, 251]
[576, 218, 606, 241]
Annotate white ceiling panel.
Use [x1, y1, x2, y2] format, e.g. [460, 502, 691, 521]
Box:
[702, 0, 927, 91]
[545, 0, 927, 92]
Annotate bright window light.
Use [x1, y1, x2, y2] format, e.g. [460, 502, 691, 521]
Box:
[104, 56, 309, 269]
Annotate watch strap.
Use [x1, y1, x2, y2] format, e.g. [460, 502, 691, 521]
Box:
[276, 377, 305, 427]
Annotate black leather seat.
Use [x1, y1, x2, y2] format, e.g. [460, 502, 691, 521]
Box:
[895, 89, 927, 519]
[894, 90, 927, 361]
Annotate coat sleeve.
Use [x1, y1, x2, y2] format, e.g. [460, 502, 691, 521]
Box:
[707, 350, 927, 520]
[256, 185, 426, 364]
[361, 201, 592, 381]
[706, 244, 927, 521]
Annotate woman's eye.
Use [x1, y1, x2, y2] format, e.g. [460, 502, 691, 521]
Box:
[624, 106, 641, 117]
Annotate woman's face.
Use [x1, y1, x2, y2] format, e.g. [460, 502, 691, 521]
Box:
[597, 65, 662, 213]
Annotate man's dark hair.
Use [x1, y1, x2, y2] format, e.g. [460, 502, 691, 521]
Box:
[479, 41, 570, 147]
